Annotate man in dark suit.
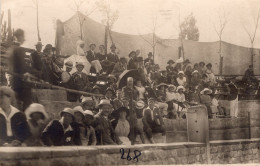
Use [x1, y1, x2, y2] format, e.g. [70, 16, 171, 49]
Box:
[87, 44, 103, 74]
[9, 29, 37, 111]
[144, 52, 154, 65]
[143, 97, 165, 143]
[107, 44, 119, 64]
[127, 51, 138, 70]
[30, 41, 43, 72]
[96, 45, 107, 61]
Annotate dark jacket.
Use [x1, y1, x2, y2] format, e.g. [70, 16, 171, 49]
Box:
[127, 58, 138, 70]
[0, 108, 30, 145]
[96, 53, 107, 61]
[41, 120, 81, 146]
[31, 51, 43, 71]
[228, 82, 238, 100]
[86, 50, 98, 63]
[122, 86, 139, 101]
[107, 52, 119, 64]
[92, 113, 118, 145]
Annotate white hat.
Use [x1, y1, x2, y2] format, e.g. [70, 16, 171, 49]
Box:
[98, 99, 112, 108]
[60, 107, 74, 117]
[168, 84, 176, 91]
[81, 97, 94, 104]
[25, 103, 48, 120]
[176, 86, 185, 92]
[136, 100, 145, 109]
[192, 70, 199, 75]
[73, 106, 84, 117]
[178, 71, 184, 75]
[200, 88, 213, 95]
[83, 110, 94, 117]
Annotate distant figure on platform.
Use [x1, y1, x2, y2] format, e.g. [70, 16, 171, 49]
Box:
[122, 77, 138, 102]
[107, 44, 119, 64]
[243, 65, 257, 83]
[96, 45, 106, 61]
[111, 57, 127, 78]
[86, 44, 103, 74]
[0, 86, 30, 146]
[127, 51, 138, 70]
[31, 41, 44, 72]
[144, 52, 154, 65]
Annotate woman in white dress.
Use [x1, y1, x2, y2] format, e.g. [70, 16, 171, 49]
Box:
[111, 107, 131, 145]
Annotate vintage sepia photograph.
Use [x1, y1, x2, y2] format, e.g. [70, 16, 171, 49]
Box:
[0, 0, 260, 165]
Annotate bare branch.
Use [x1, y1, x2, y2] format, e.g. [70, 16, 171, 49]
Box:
[251, 9, 260, 44]
[243, 24, 254, 43]
[138, 33, 153, 46]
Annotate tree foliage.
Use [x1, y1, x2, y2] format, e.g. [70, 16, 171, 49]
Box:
[179, 13, 199, 41]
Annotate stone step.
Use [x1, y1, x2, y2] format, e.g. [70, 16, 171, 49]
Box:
[32, 89, 67, 101]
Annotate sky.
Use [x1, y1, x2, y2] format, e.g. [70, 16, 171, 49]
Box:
[1, 0, 260, 49]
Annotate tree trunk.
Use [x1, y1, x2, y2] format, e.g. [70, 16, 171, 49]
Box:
[36, 0, 41, 41]
[250, 46, 254, 72]
[104, 24, 108, 55]
[7, 9, 12, 44]
[152, 33, 155, 62]
[219, 40, 223, 75]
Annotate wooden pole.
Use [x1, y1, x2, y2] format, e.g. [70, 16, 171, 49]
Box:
[36, 0, 41, 41]
[248, 111, 251, 139]
[7, 9, 12, 44]
[0, 12, 4, 26]
[104, 22, 108, 55]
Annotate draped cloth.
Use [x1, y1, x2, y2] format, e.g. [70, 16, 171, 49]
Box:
[63, 54, 91, 74]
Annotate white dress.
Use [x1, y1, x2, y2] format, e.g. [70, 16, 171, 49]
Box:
[115, 119, 131, 145]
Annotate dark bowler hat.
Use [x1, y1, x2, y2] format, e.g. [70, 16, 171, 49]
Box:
[167, 59, 175, 64]
[148, 52, 153, 56]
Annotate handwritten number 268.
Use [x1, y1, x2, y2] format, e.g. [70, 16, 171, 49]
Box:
[120, 148, 141, 162]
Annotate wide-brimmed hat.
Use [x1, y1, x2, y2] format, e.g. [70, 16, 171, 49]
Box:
[167, 59, 175, 64]
[176, 86, 185, 92]
[168, 84, 176, 91]
[200, 88, 213, 95]
[81, 97, 95, 104]
[110, 44, 116, 49]
[76, 62, 84, 67]
[25, 103, 48, 120]
[73, 106, 85, 117]
[148, 52, 153, 56]
[98, 99, 112, 108]
[65, 61, 73, 68]
[178, 71, 185, 75]
[35, 41, 44, 46]
[128, 51, 136, 57]
[76, 40, 85, 46]
[136, 100, 145, 109]
[192, 70, 199, 75]
[83, 110, 94, 118]
[60, 108, 74, 118]
[111, 107, 129, 119]
[199, 61, 205, 66]
[157, 83, 169, 89]
[0, 86, 15, 98]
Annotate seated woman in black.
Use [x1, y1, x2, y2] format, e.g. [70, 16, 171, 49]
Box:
[41, 108, 81, 146]
[0, 86, 30, 146]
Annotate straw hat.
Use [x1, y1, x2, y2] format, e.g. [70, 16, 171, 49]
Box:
[200, 88, 213, 95]
[65, 61, 73, 68]
[176, 86, 185, 92]
[98, 99, 112, 108]
[35, 41, 44, 46]
[168, 84, 176, 91]
[83, 110, 94, 117]
[178, 71, 185, 75]
[0, 86, 15, 98]
[73, 106, 84, 117]
[60, 108, 74, 117]
[25, 103, 48, 120]
[76, 62, 84, 67]
[136, 100, 145, 109]
[192, 70, 199, 75]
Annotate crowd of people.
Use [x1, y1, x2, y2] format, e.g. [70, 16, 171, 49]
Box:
[2, 28, 257, 147]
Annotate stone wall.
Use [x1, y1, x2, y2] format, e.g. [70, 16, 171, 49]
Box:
[1, 139, 260, 165]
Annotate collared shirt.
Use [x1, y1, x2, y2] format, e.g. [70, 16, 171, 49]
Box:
[0, 105, 20, 137]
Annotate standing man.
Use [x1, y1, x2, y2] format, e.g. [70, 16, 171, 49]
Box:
[96, 45, 107, 62]
[226, 77, 239, 118]
[8, 29, 37, 111]
[107, 44, 119, 64]
[31, 41, 43, 72]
